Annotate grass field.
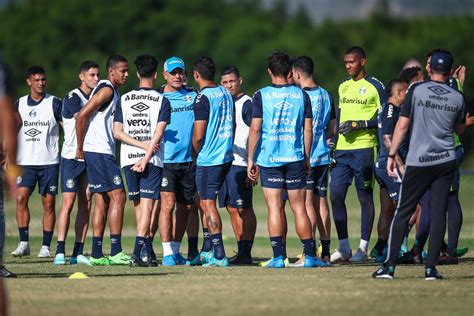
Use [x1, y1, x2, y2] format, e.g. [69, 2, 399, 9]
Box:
[2, 175, 474, 316]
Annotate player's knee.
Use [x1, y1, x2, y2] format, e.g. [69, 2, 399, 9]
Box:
[16, 194, 29, 207]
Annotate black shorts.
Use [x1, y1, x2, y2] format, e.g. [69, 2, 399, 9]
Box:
[162, 162, 196, 205]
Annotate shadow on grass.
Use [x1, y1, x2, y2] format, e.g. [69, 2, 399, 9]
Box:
[16, 271, 179, 279]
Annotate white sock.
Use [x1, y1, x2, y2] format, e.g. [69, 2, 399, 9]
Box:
[359, 239, 368, 251]
[339, 239, 351, 254]
[162, 242, 173, 256]
[171, 241, 181, 254]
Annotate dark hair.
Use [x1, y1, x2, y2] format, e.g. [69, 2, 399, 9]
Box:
[399, 66, 421, 83]
[221, 64, 240, 78]
[194, 56, 215, 81]
[425, 48, 452, 59]
[134, 54, 158, 78]
[386, 78, 407, 97]
[106, 54, 128, 70]
[345, 46, 366, 59]
[26, 65, 45, 78]
[292, 56, 314, 76]
[267, 51, 291, 77]
[79, 60, 99, 73]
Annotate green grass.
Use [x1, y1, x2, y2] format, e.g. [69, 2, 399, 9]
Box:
[3, 175, 474, 315]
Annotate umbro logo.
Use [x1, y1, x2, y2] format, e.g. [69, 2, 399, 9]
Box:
[24, 128, 41, 137]
[428, 86, 450, 96]
[273, 101, 294, 110]
[131, 102, 150, 112]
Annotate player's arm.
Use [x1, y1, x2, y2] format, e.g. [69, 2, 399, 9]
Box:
[191, 94, 209, 159]
[112, 99, 148, 151]
[326, 93, 337, 140]
[454, 97, 467, 136]
[247, 92, 262, 182]
[75, 86, 113, 159]
[303, 91, 313, 173]
[53, 97, 63, 129]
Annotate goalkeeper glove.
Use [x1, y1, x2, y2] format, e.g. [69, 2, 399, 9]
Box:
[338, 120, 367, 136]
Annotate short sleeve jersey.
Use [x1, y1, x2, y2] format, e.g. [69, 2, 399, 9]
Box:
[337, 76, 386, 150]
[401, 80, 466, 167]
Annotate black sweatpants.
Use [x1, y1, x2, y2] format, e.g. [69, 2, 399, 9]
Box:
[385, 160, 456, 268]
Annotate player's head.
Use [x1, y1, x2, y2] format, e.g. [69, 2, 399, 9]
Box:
[134, 54, 158, 81]
[343, 46, 366, 78]
[106, 54, 128, 86]
[291, 56, 314, 86]
[193, 56, 215, 82]
[426, 48, 453, 76]
[163, 56, 185, 90]
[26, 65, 46, 95]
[399, 66, 424, 84]
[267, 51, 291, 79]
[78, 60, 100, 91]
[221, 65, 242, 97]
[386, 78, 407, 106]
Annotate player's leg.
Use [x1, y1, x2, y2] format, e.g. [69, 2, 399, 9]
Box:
[172, 203, 192, 264]
[0, 173, 16, 277]
[70, 173, 91, 265]
[329, 150, 353, 262]
[89, 192, 110, 264]
[351, 148, 375, 263]
[12, 167, 35, 257]
[159, 191, 176, 265]
[185, 202, 200, 263]
[262, 187, 286, 267]
[424, 161, 455, 279]
[313, 165, 331, 263]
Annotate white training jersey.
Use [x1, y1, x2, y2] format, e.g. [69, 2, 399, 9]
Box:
[83, 80, 119, 156]
[61, 88, 89, 159]
[17, 94, 60, 166]
[118, 88, 165, 168]
[232, 94, 251, 167]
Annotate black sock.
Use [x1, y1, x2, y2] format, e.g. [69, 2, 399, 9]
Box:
[72, 242, 84, 257]
[240, 240, 253, 257]
[133, 236, 145, 258]
[211, 233, 226, 260]
[42, 230, 53, 247]
[270, 236, 283, 258]
[91, 237, 103, 259]
[321, 240, 330, 257]
[187, 236, 198, 258]
[201, 228, 212, 252]
[56, 241, 65, 255]
[19, 227, 29, 242]
[110, 234, 122, 256]
[302, 239, 316, 257]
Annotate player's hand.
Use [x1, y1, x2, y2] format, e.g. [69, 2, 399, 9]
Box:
[131, 159, 147, 173]
[387, 156, 399, 179]
[453, 65, 466, 86]
[339, 120, 367, 136]
[329, 142, 336, 170]
[75, 148, 84, 160]
[466, 112, 474, 127]
[247, 161, 259, 184]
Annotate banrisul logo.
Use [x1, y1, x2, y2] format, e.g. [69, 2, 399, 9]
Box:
[131, 102, 149, 112]
[273, 101, 294, 110]
[428, 86, 450, 96]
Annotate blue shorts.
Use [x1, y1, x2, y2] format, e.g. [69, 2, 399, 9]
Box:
[196, 162, 232, 200]
[60, 158, 87, 193]
[17, 165, 59, 196]
[330, 148, 375, 190]
[84, 152, 124, 193]
[374, 165, 401, 201]
[306, 165, 329, 197]
[451, 146, 464, 192]
[259, 161, 306, 190]
[218, 165, 253, 209]
[123, 163, 162, 201]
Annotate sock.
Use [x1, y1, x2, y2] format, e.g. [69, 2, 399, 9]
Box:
[56, 241, 65, 255]
[240, 240, 253, 257]
[375, 239, 387, 254]
[171, 241, 181, 254]
[144, 237, 152, 260]
[133, 236, 145, 258]
[187, 236, 198, 258]
[201, 228, 212, 252]
[42, 230, 53, 247]
[18, 227, 29, 242]
[359, 239, 369, 251]
[162, 242, 173, 256]
[110, 234, 122, 256]
[282, 239, 287, 258]
[339, 238, 351, 254]
[211, 233, 226, 260]
[91, 236, 103, 258]
[270, 236, 283, 258]
[237, 240, 242, 254]
[72, 242, 84, 257]
[321, 240, 330, 257]
[302, 238, 316, 257]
